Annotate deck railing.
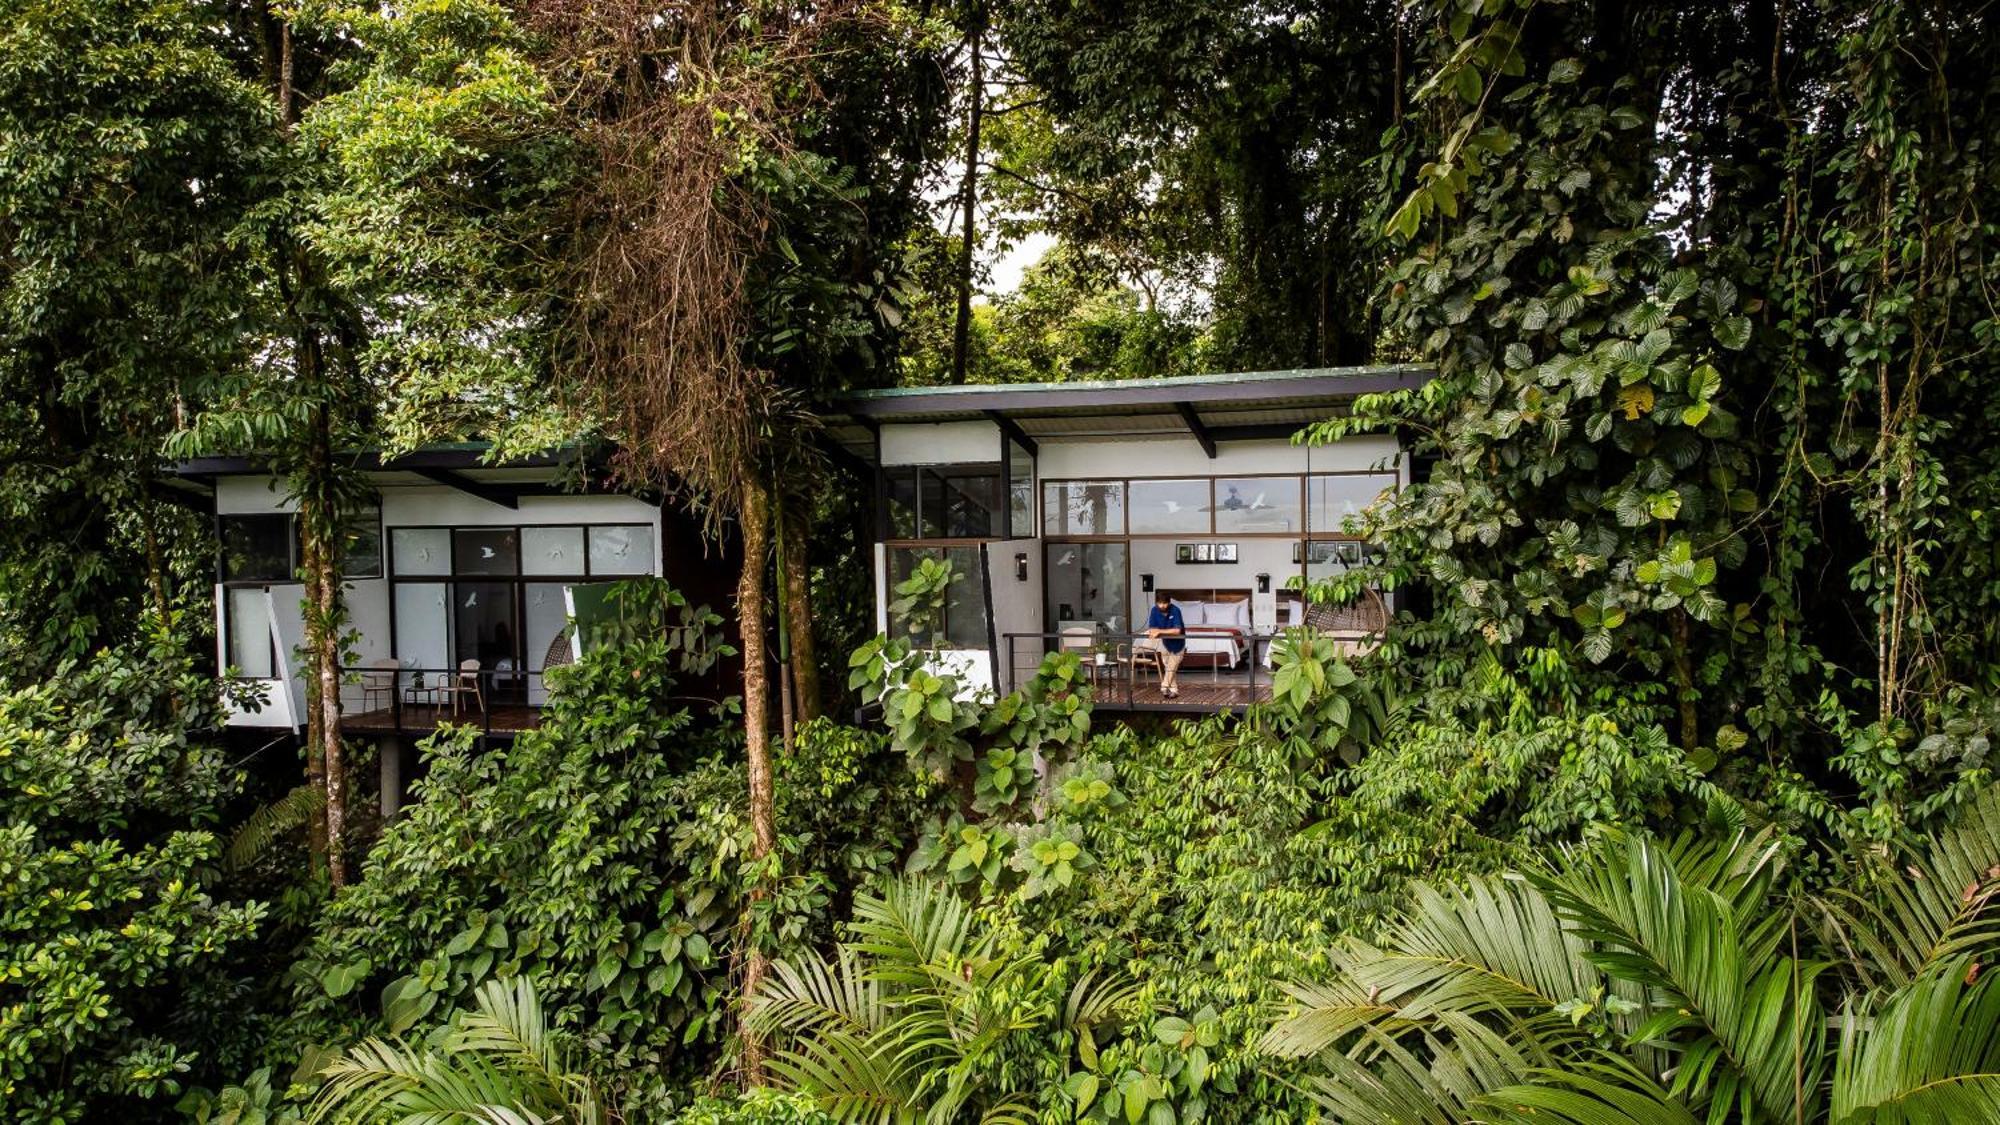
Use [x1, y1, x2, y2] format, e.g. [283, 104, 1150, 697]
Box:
[339, 664, 549, 738]
[999, 631, 1276, 711]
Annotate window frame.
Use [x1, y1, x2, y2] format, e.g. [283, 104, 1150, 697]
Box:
[216, 509, 384, 679]
[882, 539, 992, 651]
[878, 461, 1007, 542]
[384, 520, 659, 682]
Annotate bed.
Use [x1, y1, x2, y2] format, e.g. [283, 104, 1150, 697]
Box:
[1154, 590, 1254, 668]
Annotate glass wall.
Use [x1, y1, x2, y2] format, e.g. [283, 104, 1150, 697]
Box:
[1043, 480, 1126, 536]
[218, 510, 380, 680]
[884, 464, 1003, 539]
[1128, 479, 1211, 534]
[224, 587, 275, 678]
[1307, 472, 1398, 535]
[388, 521, 657, 698]
[1007, 440, 1035, 537]
[1044, 542, 1129, 632]
[886, 544, 989, 650]
[1214, 476, 1303, 534]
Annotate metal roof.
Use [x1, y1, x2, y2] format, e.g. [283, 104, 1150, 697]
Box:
[826, 364, 1431, 459]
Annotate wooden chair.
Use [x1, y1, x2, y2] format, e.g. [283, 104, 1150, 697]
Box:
[441, 658, 486, 717]
[359, 658, 400, 712]
[1118, 641, 1164, 688]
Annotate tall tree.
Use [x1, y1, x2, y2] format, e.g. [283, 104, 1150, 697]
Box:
[0, 0, 269, 677]
[1342, 0, 2000, 836]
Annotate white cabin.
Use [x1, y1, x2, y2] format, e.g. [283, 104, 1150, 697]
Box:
[828, 367, 1428, 710]
[167, 446, 671, 735]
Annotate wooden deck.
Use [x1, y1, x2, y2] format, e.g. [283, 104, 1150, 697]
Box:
[1086, 675, 1273, 711]
[339, 703, 542, 737]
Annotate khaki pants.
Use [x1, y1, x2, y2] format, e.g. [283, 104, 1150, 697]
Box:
[1155, 644, 1185, 687]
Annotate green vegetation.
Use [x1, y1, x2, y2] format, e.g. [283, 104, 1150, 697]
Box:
[2, 0, 1998, 1122]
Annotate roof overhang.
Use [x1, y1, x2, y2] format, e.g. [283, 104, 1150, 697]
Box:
[824, 365, 1431, 461]
[163, 443, 634, 508]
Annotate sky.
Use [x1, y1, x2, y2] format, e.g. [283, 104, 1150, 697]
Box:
[986, 230, 1055, 295]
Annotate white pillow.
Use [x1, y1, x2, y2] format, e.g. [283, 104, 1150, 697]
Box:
[1178, 600, 1206, 625]
[1230, 599, 1251, 627]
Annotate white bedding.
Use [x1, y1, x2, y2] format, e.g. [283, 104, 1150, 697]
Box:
[1144, 631, 1244, 666]
[1182, 633, 1243, 664]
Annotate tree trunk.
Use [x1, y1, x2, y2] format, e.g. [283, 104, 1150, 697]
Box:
[736, 472, 776, 1081]
[777, 494, 822, 725]
[300, 393, 349, 889]
[140, 501, 169, 623]
[948, 16, 984, 384]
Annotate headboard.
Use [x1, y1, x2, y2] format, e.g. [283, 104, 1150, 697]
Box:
[1158, 588, 1253, 629]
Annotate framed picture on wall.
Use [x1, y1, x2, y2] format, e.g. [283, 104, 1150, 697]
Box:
[1175, 543, 1195, 564]
[1193, 543, 1213, 562]
[1216, 543, 1238, 563]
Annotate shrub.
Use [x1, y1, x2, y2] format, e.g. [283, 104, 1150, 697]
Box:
[0, 622, 265, 1121]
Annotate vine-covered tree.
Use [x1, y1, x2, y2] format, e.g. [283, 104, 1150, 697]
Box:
[1336, 0, 2000, 840]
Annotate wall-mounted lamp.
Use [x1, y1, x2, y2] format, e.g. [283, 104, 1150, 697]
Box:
[1140, 572, 1155, 593]
[1257, 572, 1271, 593]
[1015, 552, 1029, 582]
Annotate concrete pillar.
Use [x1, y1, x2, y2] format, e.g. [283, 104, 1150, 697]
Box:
[378, 735, 404, 820]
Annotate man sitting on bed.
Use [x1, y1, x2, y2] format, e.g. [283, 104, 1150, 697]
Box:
[1145, 590, 1187, 699]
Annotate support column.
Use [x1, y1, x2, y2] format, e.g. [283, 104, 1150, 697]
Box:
[378, 735, 405, 820]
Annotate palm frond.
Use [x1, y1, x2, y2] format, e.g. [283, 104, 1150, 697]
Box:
[226, 783, 323, 872]
[1260, 977, 1403, 1059]
[1831, 958, 2000, 1125]
[1818, 784, 2000, 991]
[1293, 1018, 1532, 1125]
[1471, 1056, 1699, 1125]
[846, 879, 984, 980]
[1063, 968, 1142, 1032]
[753, 947, 888, 1041]
[1535, 832, 1826, 1124]
[1362, 875, 1601, 1020]
[307, 978, 606, 1124]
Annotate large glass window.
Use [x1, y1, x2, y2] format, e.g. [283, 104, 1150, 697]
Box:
[392, 528, 451, 576]
[887, 545, 989, 650]
[221, 515, 293, 582]
[393, 582, 449, 680]
[338, 515, 384, 578]
[1006, 440, 1035, 538]
[453, 528, 519, 575]
[522, 526, 586, 575]
[225, 587, 275, 678]
[1215, 476, 1303, 534]
[883, 464, 1003, 540]
[1129, 479, 1212, 534]
[386, 522, 657, 696]
[1308, 473, 1398, 535]
[1043, 480, 1125, 536]
[1045, 542, 1129, 632]
[220, 512, 380, 580]
[588, 525, 654, 574]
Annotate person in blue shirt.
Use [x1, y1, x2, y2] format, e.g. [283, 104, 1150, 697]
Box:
[1144, 590, 1187, 699]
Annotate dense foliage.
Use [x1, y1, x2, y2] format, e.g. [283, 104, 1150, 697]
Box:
[1330, 0, 2000, 848]
[3, 0, 1999, 1121]
[0, 624, 265, 1120]
[1262, 787, 2000, 1123]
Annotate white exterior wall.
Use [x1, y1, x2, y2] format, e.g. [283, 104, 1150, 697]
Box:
[879, 420, 1002, 466]
[985, 539, 1043, 692]
[213, 475, 664, 728]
